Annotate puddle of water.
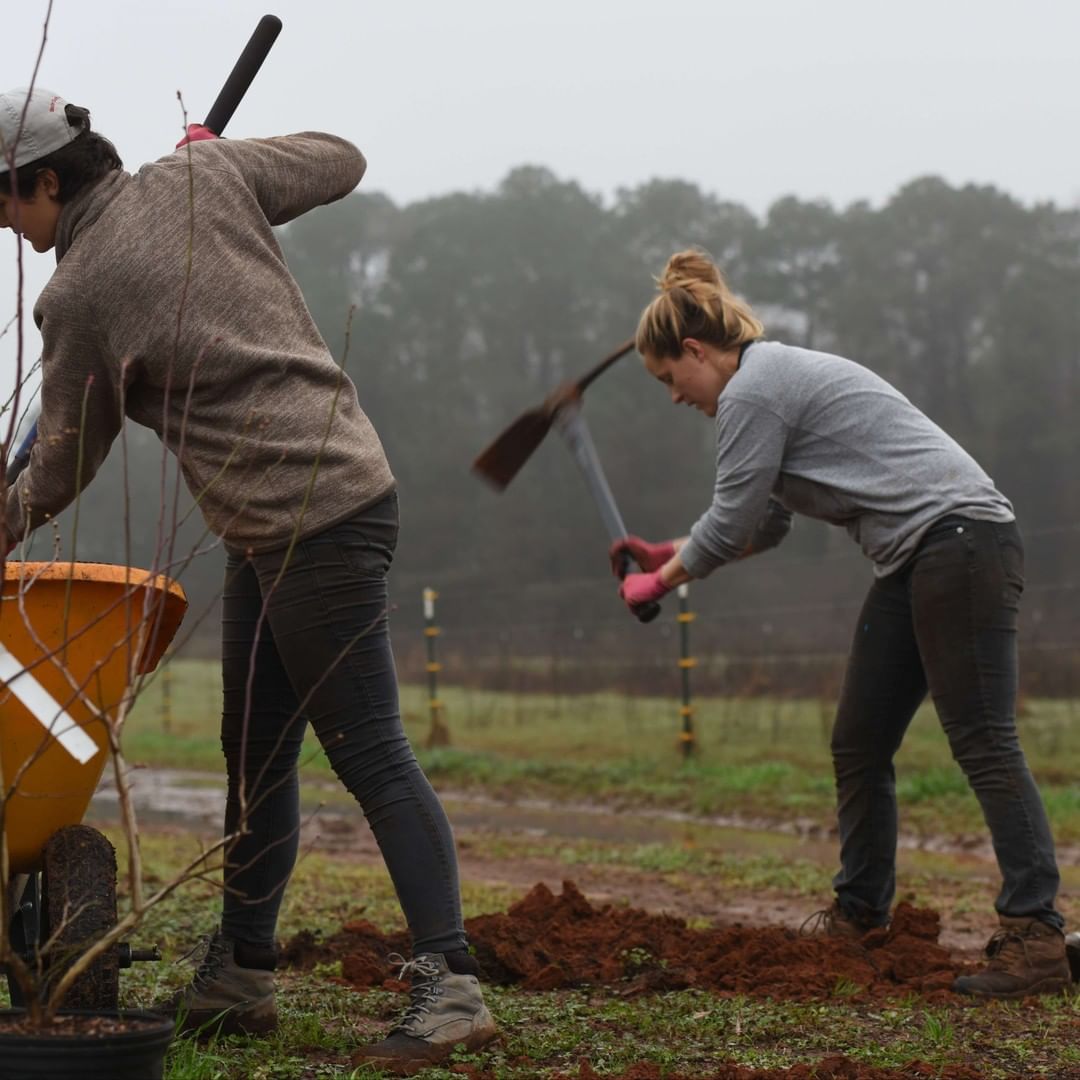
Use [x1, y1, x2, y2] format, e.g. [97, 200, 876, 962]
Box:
[89, 768, 226, 826]
[84, 767, 1050, 875]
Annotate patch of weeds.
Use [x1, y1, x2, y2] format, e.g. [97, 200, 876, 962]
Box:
[619, 946, 662, 974]
[920, 1008, 955, 1047]
[832, 975, 862, 998]
[165, 1035, 236, 1080]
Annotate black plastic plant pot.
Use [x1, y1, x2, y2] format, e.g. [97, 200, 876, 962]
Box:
[0, 1009, 175, 1080]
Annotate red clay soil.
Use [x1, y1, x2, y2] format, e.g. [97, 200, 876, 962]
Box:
[282, 879, 958, 1002]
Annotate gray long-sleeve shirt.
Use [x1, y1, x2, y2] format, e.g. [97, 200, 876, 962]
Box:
[5, 133, 394, 553]
[678, 341, 1013, 579]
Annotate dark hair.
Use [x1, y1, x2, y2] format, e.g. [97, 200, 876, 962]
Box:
[0, 105, 122, 201]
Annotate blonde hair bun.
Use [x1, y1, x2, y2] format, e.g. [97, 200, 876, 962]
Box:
[657, 249, 722, 295]
[635, 247, 763, 358]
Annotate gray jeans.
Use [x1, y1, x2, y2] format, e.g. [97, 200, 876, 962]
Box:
[831, 516, 1063, 928]
[219, 492, 466, 953]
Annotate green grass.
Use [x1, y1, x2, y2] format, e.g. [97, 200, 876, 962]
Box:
[126, 659, 1080, 843]
[66, 829, 1073, 1079]
[2, 661, 1073, 1077]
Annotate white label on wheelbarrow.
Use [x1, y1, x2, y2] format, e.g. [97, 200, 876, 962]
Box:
[0, 646, 99, 764]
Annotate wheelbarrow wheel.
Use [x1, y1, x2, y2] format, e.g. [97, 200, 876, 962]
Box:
[40, 824, 120, 1011]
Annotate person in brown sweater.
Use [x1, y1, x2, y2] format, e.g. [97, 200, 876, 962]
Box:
[0, 86, 496, 1070]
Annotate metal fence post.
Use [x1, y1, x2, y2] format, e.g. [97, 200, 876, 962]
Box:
[677, 583, 696, 757]
[423, 587, 449, 746]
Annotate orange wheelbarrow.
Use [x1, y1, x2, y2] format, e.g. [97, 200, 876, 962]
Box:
[0, 562, 187, 1009]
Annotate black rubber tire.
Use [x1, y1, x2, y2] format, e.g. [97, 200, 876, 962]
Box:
[40, 825, 120, 1011]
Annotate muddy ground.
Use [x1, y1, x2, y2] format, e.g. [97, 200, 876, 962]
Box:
[91, 769, 1079, 1078]
[282, 882, 1043, 1080]
[542, 1063, 992, 1079]
[90, 768, 1030, 957]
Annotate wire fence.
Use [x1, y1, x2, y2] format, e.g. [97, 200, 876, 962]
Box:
[392, 555, 1080, 731]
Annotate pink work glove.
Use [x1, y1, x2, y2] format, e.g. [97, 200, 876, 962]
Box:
[176, 123, 218, 149]
[608, 535, 676, 577]
[619, 570, 671, 613]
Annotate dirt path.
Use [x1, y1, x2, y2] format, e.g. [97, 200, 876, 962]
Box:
[87, 768, 1037, 957]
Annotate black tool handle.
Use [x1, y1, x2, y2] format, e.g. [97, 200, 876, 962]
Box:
[635, 600, 662, 623]
[616, 551, 662, 624]
[575, 338, 635, 394]
[203, 14, 283, 134]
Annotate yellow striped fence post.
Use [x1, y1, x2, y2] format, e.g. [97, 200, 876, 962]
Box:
[677, 583, 696, 757]
[423, 587, 450, 746]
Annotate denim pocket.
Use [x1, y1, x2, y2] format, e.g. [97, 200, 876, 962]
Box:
[331, 494, 400, 578]
[991, 522, 1025, 599]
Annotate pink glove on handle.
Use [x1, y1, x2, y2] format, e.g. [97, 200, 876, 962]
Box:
[176, 123, 219, 149]
[608, 535, 676, 577]
[619, 570, 671, 613]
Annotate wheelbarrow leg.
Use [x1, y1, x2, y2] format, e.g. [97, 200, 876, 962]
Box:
[5, 873, 40, 1007]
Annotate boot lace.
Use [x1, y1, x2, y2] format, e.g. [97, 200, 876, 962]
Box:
[799, 903, 861, 937]
[182, 931, 231, 992]
[387, 952, 444, 1034]
[799, 907, 836, 936]
[982, 927, 1031, 972]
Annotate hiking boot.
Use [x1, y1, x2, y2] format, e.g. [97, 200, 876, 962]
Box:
[953, 917, 1070, 999]
[152, 929, 278, 1036]
[800, 900, 877, 941]
[350, 951, 497, 1075]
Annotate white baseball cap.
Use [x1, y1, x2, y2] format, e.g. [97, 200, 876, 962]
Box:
[0, 86, 86, 173]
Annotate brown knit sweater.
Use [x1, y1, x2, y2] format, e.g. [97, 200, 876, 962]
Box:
[5, 133, 395, 553]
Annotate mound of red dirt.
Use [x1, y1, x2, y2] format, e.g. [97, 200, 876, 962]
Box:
[282, 880, 957, 1001]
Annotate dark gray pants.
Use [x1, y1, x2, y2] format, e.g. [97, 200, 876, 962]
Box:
[218, 492, 466, 954]
[831, 516, 1062, 929]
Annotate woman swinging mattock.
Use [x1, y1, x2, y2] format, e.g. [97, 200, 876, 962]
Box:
[610, 247, 1071, 1000]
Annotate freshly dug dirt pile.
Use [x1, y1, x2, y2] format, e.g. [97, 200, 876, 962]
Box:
[282, 879, 957, 1001]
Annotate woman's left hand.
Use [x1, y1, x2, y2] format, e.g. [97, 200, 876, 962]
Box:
[608, 535, 676, 577]
[618, 570, 671, 611]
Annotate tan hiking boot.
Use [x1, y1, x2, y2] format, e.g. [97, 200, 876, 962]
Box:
[350, 952, 497, 1075]
[799, 901, 877, 941]
[954, 917, 1071, 999]
[152, 929, 278, 1036]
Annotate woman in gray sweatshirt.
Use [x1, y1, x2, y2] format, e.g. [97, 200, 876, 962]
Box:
[0, 86, 495, 1069]
[612, 247, 1069, 1000]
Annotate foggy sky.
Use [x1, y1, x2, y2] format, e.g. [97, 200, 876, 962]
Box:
[3, 0, 1078, 400]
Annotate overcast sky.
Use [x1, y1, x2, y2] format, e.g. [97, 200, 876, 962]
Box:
[3, 0, 1078, 403]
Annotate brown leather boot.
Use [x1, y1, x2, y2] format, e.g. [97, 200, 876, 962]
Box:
[954, 917, 1071, 999]
[799, 901, 877, 940]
